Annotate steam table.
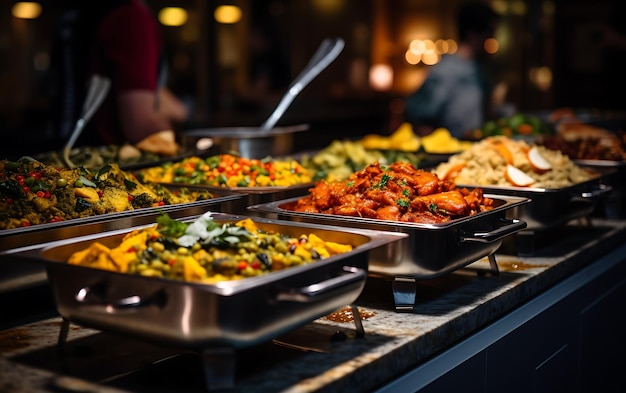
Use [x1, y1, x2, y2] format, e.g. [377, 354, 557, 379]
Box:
[1, 218, 625, 393]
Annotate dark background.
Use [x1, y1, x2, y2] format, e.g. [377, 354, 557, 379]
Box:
[1, 0, 624, 159]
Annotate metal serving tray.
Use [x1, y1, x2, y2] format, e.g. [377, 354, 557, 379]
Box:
[0, 190, 245, 252]
[455, 178, 612, 231]
[574, 160, 626, 219]
[5, 213, 404, 390]
[248, 194, 529, 310]
[0, 191, 246, 294]
[8, 214, 403, 347]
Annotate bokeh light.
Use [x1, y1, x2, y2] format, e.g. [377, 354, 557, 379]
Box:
[11, 2, 42, 19]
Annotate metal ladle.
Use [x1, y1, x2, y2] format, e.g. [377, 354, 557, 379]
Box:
[62, 74, 111, 168]
[258, 37, 345, 134]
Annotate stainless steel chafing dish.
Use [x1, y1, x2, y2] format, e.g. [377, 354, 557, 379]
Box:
[0, 190, 245, 252]
[248, 194, 529, 311]
[574, 159, 625, 219]
[0, 190, 246, 294]
[455, 177, 612, 232]
[4, 213, 405, 390]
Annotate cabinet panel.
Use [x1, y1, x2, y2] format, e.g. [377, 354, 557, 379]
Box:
[417, 351, 486, 393]
[485, 300, 578, 393]
[579, 278, 626, 393]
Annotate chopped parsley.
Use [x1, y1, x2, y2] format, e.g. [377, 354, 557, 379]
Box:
[397, 199, 409, 208]
[372, 173, 391, 189]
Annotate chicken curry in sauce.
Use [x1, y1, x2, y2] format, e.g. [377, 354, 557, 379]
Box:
[294, 161, 493, 224]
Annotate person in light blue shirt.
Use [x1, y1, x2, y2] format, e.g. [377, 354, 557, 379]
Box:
[404, 1, 499, 139]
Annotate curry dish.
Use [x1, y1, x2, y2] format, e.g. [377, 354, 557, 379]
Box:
[294, 161, 493, 224]
[0, 157, 214, 230]
[67, 213, 354, 283]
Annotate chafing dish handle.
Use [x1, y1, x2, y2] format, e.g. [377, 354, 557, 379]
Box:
[74, 285, 165, 312]
[459, 218, 527, 244]
[275, 266, 366, 303]
[572, 183, 613, 201]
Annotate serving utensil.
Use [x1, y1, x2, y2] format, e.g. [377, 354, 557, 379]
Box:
[62, 74, 111, 168]
[258, 37, 345, 134]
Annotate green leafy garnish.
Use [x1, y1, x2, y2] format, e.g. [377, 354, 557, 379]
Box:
[95, 164, 113, 180]
[372, 173, 391, 189]
[176, 212, 253, 248]
[79, 175, 97, 188]
[157, 213, 189, 238]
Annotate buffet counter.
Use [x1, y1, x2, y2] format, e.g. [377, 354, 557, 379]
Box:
[1, 217, 625, 393]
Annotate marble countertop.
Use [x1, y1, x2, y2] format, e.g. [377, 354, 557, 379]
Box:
[1, 218, 625, 393]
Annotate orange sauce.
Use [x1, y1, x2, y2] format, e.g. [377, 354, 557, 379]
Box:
[323, 306, 376, 323]
[497, 261, 550, 271]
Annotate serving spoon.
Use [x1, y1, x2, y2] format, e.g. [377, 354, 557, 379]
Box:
[258, 37, 345, 134]
[62, 74, 111, 168]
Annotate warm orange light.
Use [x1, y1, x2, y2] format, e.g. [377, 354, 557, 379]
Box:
[409, 40, 426, 55]
[214, 5, 242, 24]
[422, 50, 439, 65]
[484, 38, 499, 54]
[435, 39, 449, 54]
[529, 66, 553, 91]
[369, 64, 393, 91]
[407, 38, 452, 65]
[158, 7, 188, 26]
[12, 2, 41, 19]
[446, 39, 458, 54]
[405, 49, 422, 65]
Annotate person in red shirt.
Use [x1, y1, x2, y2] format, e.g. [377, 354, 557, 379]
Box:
[50, 0, 187, 156]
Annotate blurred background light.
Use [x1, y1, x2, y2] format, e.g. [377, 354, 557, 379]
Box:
[530, 66, 553, 91]
[484, 38, 500, 54]
[214, 5, 242, 24]
[11, 2, 42, 19]
[158, 7, 188, 26]
[369, 63, 393, 91]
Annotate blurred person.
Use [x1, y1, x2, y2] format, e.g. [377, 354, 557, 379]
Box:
[48, 0, 188, 156]
[403, 1, 500, 139]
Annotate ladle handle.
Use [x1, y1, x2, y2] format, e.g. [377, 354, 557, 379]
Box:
[259, 37, 345, 133]
[63, 74, 111, 168]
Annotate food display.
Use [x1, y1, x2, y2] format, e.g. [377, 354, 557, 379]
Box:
[294, 161, 494, 224]
[299, 124, 475, 182]
[419, 127, 473, 154]
[300, 139, 423, 182]
[433, 136, 597, 188]
[360, 122, 472, 154]
[473, 113, 551, 139]
[248, 176, 528, 288]
[0, 157, 214, 230]
[137, 154, 312, 187]
[67, 212, 353, 283]
[300, 123, 423, 182]
[536, 117, 626, 162]
[358, 122, 420, 151]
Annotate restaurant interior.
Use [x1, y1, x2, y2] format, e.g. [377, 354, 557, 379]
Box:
[1, 0, 624, 158]
[1, 1, 626, 392]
